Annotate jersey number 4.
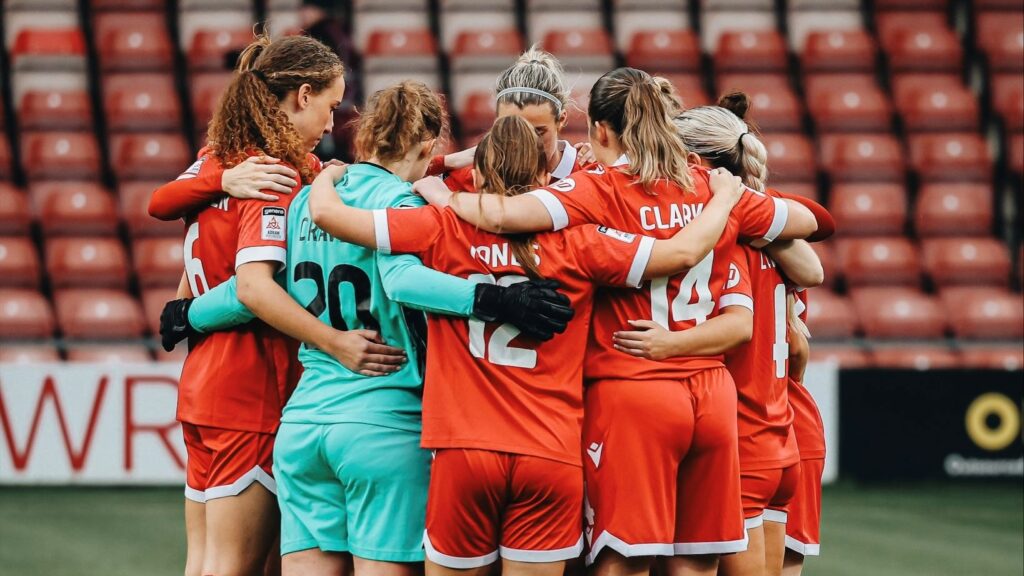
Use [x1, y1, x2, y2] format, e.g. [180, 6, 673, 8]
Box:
[650, 251, 715, 327]
[468, 274, 537, 369]
[293, 261, 379, 332]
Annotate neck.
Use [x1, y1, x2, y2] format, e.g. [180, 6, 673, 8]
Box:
[366, 155, 420, 182]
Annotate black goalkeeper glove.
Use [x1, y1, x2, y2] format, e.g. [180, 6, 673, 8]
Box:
[473, 279, 575, 342]
[159, 299, 196, 352]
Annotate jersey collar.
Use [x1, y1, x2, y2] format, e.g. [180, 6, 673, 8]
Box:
[612, 154, 630, 167]
[551, 140, 578, 180]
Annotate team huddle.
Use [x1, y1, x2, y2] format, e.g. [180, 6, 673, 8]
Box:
[149, 33, 833, 576]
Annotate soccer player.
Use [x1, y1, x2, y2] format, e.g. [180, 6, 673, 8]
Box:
[151, 34, 348, 576]
[413, 67, 821, 576]
[305, 114, 750, 576]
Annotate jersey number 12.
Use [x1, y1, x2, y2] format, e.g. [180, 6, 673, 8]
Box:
[468, 274, 537, 369]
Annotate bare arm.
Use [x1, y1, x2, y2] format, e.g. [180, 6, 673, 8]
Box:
[776, 199, 819, 241]
[442, 187, 554, 233]
[612, 306, 754, 360]
[765, 240, 824, 288]
[175, 271, 193, 299]
[307, 164, 377, 248]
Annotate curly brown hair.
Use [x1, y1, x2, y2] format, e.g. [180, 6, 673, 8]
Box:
[353, 81, 447, 164]
[206, 33, 344, 184]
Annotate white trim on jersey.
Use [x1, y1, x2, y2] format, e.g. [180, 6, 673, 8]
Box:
[745, 514, 765, 530]
[204, 465, 277, 501]
[236, 246, 287, 271]
[552, 140, 578, 180]
[751, 196, 789, 248]
[673, 531, 749, 555]
[184, 484, 206, 503]
[372, 209, 391, 254]
[612, 154, 630, 167]
[764, 509, 789, 524]
[423, 531, 499, 568]
[499, 534, 585, 563]
[720, 293, 755, 312]
[785, 535, 820, 556]
[585, 531, 674, 566]
[626, 236, 656, 288]
[527, 189, 570, 231]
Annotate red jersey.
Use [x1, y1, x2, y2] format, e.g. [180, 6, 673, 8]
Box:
[175, 151, 305, 433]
[376, 205, 655, 466]
[789, 290, 826, 458]
[723, 244, 799, 470]
[436, 140, 584, 192]
[527, 161, 790, 381]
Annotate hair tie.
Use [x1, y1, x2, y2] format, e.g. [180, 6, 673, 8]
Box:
[496, 87, 562, 115]
[737, 131, 748, 151]
[249, 69, 267, 83]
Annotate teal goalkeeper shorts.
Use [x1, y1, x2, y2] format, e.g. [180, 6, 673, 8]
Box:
[274, 421, 431, 561]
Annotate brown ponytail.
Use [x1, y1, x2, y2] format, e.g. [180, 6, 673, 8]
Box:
[588, 67, 693, 194]
[207, 33, 344, 183]
[354, 81, 447, 164]
[473, 116, 548, 279]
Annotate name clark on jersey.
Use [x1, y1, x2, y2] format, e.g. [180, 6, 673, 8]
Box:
[639, 202, 705, 231]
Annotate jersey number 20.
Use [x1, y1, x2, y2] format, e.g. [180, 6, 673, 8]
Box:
[293, 261, 379, 332]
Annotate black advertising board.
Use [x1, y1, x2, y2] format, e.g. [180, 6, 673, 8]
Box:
[840, 370, 1023, 481]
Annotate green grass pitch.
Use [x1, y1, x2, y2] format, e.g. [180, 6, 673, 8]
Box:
[0, 482, 1020, 576]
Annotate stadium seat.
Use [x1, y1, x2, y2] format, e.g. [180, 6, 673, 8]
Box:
[189, 72, 232, 132]
[21, 132, 102, 181]
[90, 0, 167, 10]
[941, 286, 1024, 339]
[66, 344, 153, 362]
[714, 30, 789, 74]
[763, 134, 817, 182]
[133, 238, 183, 287]
[829, 184, 907, 236]
[770, 181, 819, 202]
[119, 181, 181, 237]
[1010, 133, 1023, 178]
[32, 181, 120, 236]
[54, 288, 145, 339]
[95, 12, 173, 71]
[959, 346, 1024, 371]
[10, 28, 87, 71]
[871, 346, 961, 370]
[626, 30, 701, 74]
[660, 74, 710, 108]
[807, 80, 893, 133]
[440, 4, 517, 53]
[19, 89, 93, 130]
[819, 134, 905, 182]
[876, 12, 949, 51]
[976, 12, 1024, 73]
[800, 29, 877, 74]
[458, 92, 497, 140]
[363, 29, 439, 72]
[0, 184, 32, 235]
[809, 344, 871, 368]
[0, 343, 61, 363]
[914, 183, 993, 236]
[908, 133, 992, 183]
[837, 237, 921, 286]
[543, 29, 615, 72]
[0, 289, 56, 339]
[0, 136, 11, 180]
[715, 75, 802, 132]
[991, 75, 1024, 133]
[110, 133, 191, 181]
[700, 7, 777, 54]
[449, 29, 523, 72]
[804, 289, 859, 339]
[786, 3, 863, 52]
[895, 79, 979, 132]
[46, 237, 130, 289]
[0, 237, 42, 288]
[187, 28, 253, 71]
[613, 6, 690, 52]
[141, 286, 176, 335]
[850, 287, 947, 339]
[884, 26, 962, 74]
[103, 74, 182, 132]
[923, 237, 1011, 287]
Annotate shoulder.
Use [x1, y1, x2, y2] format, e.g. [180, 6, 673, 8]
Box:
[305, 153, 323, 174]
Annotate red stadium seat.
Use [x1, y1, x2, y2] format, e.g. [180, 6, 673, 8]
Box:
[95, 12, 173, 71]
[715, 30, 788, 74]
[21, 132, 102, 181]
[871, 346, 961, 370]
[770, 181, 818, 202]
[133, 238, 184, 287]
[0, 344, 60, 363]
[874, 0, 949, 8]
[715, 74, 802, 132]
[0, 137, 11, 180]
[188, 28, 253, 71]
[1010, 133, 1024, 178]
[626, 29, 701, 74]
[54, 289, 146, 339]
[450, 29, 524, 72]
[46, 237, 131, 289]
[763, 134, 817, 182]
[91, 0, 167, 9]
[992, 74, 1024, 133]
[941, 286, 1024, 339]
[458, 91, 497, 139]
[808, 81, 893, 133]
[364, 29, 439, 71]
[837, 237, 921, 286]
[661, 74, 710, 108]
[189, 72, 232, 132]
[976, 12, 1024, 73]
[895, 79, 979, 132]
[544, 29, 615, 71]
[809, 240, 836, 288]
[0, 184, 32, 235]
[11, 28, 87, 71]
[111, 133, 191, 181]
[959, 346, 1024, 371]
[0, 289, 56, 339]
[33, 182, 120, 236]
[19, 90, 93, 130]
[819, 134, 905, 182]
[923, 237, 1011, 287]
[800, 30, 877, 74]
[885, 26, 962, 74]
[119, 181, 181, 237]
[850, 287, 947, 339]
[876, 12, 948, 51]
[829, 184, 907, 236]
[141, 286, 177, 335]
[909, 133, 992, 183]
[0, 237, 42, 288]
[66, 344, 153, 362]
[809, 344, 871, 368]
[914, 183, 993, 236]
[804, 289, 859, 339]
[104, 74, 183, 132]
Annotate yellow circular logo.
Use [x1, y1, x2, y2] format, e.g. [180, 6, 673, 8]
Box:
[965, 393, 1021, 452]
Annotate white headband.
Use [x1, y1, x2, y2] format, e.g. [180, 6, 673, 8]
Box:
[496, 87, 562, 114]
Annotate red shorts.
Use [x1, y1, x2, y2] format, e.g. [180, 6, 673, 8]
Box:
[582, 368, 745, 565]
[783, 458, 824, 556]
[182, 423, 276, 503]
[741, 464, 800, 528]
[424, 449, 584, 568]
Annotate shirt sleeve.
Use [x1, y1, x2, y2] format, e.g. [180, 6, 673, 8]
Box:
[442, 167, 475, 193]
[736, 187, 789, 248]
[186, 275, 255, 332]
[373, 205, 446, 256]
[718, 245, 754, 312]
[565, 225, 655, 288]
[525, 168, 607, 230]
[235, 172, 299, 271]
[376, 252, 480, 317]
[147, 155, 225, 220]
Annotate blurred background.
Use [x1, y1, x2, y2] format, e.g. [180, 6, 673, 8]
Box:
[0, 0, 1020, 575]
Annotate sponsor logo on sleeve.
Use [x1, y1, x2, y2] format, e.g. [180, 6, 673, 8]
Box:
[726, 263, 741, 289]
[261, 207, 286, 241]
[550, 177, 576, 192]
[596, 226, 636, 243]
[176, 156, 206, 180]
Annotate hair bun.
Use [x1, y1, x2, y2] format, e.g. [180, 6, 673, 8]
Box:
[716, 91, 750, 120]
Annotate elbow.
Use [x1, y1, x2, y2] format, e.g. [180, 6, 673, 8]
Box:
[147, 200, 174, 221]
[732, 312, 754, 346]
[804, 263, 825, 288]
[235, 276, 259, 311]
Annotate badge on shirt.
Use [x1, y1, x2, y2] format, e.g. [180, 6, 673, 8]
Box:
[597, 226, 636, 243]
[550, 177, 576, 192]
[176, 156, 207, 180]
[726, 263, 741, 289]
[262, 207, 286, 241]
